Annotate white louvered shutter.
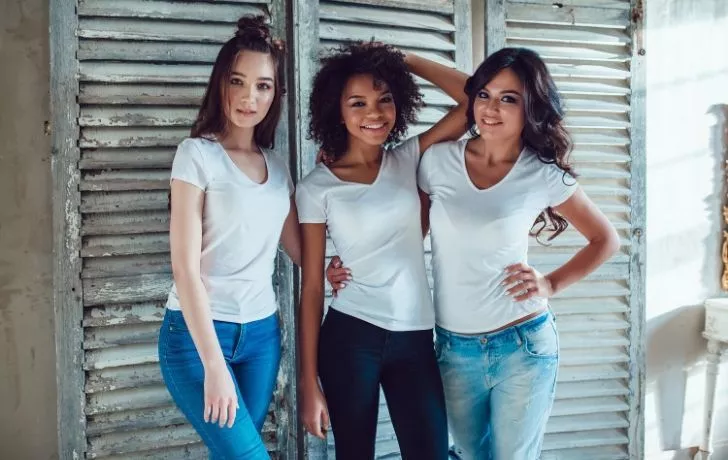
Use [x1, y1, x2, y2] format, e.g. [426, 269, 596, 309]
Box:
[484, 1, 645, 459]
[295, 1, 472, 458]
[73, 1, 295, 458]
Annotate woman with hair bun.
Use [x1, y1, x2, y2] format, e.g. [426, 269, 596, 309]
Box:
[157, 16, 297, 459]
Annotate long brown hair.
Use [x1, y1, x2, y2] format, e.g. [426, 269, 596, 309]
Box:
[191, 15, 285, 148]
[465, 47, 576, 242]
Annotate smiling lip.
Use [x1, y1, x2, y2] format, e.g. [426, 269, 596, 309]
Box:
[481, 119, 502, 127]
[361, 122, 388, 133]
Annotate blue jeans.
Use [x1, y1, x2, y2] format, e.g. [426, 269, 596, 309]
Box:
[318, 308, 449, 459]
[158, 309, 281, 459]
[436, 310, 559, 460]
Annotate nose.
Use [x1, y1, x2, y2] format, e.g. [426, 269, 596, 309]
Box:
[366, 106, 383, 119]
[484, 97, 499, 114]
[238, 84, 254, 101]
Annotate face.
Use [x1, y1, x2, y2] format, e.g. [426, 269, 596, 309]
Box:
[224, 50, 276, 130]
[472, 68, 525, 142]
[340, 74, 397, 148]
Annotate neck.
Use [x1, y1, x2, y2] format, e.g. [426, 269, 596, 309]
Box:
[471, 135, 523, 163]
[343, 137, 382, 165]
[220, 124, 256, 151]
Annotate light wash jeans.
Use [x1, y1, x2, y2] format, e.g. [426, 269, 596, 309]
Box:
[435, 310, 559, 460]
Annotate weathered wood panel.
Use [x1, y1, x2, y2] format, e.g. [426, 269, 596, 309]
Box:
[51, 0, 86, 458]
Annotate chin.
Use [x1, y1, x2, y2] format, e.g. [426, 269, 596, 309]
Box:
[229, 117, 262, 129]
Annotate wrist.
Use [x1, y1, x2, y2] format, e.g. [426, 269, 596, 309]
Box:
[301, 375, 320, 390]
[202, 356, 226, 372]
[544, 274, 557, 296]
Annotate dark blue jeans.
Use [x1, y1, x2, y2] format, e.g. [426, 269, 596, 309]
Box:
[318, 308, 448, 460]
[158, 310, 281, 459]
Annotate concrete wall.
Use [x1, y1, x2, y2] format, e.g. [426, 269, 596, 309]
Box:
[645, 0, 728, 458]
[0, 0, 57, 458]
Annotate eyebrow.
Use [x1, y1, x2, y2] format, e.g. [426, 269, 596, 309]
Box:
[231, 71, 274, 82]
[346, 91, 393, 101]
[485, 88, 522, 97]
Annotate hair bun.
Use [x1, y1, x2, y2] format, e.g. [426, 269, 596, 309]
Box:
[236, 15, 270, 41]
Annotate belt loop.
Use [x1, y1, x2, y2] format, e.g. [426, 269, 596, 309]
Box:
[514, 324, 525, 347]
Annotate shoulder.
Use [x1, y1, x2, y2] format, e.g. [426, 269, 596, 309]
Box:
[180, 136, 217, 152]
[520, 148, 576, 183]
[298, 163, 332, 190]
[427, 139, 465, 157]
[421, 138, 464, 168]
[176, 137, 223, 162]
[388, 136, 420, 158]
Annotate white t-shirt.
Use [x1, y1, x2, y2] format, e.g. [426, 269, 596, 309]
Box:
[418, 139, 578, 333]
[296, 137, 434, 331]
[166, 137, 294, 324]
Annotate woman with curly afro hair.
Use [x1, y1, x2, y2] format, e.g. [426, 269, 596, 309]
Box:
[296, 42, 469, 459]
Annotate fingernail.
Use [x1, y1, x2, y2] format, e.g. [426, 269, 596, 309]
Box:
[347, 275, 353, 280]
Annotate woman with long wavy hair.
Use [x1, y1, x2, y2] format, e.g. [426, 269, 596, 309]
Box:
[418, 47, 620, 460]
[157, 16, 300, 459]
[327, 47, 621, 460]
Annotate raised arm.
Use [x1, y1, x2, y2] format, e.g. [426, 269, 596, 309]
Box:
[404, 52, 470, 154]
[404, 52, 469, 105]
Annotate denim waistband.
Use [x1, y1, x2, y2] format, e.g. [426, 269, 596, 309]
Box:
[435, 309, 552, 346]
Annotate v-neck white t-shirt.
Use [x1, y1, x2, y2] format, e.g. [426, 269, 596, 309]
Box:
[166, 137, 294, 324]
[296, 137, 434, 331]
[418, 139, 578, 333]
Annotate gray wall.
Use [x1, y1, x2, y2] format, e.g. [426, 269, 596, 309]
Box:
[645, 0, 728, 458]
[0, 0, 57, 458]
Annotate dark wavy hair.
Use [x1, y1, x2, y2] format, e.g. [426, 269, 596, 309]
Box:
[465, 47, 576, 241]
[191, 15, 285, 148]
[308, 42, 423, 160]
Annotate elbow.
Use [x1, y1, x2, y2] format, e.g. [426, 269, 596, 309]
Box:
[171, 261, 199, 285]
[300, 283, 325, 309]
[601, 226, 621, 259]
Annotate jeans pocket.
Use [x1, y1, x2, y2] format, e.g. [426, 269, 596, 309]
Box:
[522, 317, 558, 359]
[167, 310, 188, 332]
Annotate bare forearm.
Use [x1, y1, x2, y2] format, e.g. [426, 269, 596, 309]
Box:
[299, 288, 324, 387]
[404, 52, 468, 104]
[546, 236, 620, 295]
[174, 270, 225, 369]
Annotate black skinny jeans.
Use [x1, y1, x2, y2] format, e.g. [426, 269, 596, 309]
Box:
[318, 308, 448, 460]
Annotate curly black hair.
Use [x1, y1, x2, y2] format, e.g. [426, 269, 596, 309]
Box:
[308, 42, 423, 160]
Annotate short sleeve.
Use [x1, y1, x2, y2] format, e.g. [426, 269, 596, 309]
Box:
[417, 144, 436, 194]
[295, 182, 326, 224]
[285, 169, 295, 196]
[392, 136, 421, 171]
[544, 164, 578, 207]
[170, 139, 209, 190]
